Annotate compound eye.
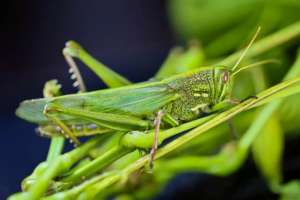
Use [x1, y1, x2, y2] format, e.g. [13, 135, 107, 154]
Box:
[221, 71, 229, 83]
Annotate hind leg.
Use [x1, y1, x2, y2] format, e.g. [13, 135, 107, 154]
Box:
[63, 41, 131, 88]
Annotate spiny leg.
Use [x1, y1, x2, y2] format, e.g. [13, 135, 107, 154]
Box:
[63, 48, 87, 92]
[44, 106, 81, 146]
[60, 50, 87, 142]
[36, 80, 63, 138]
[62, 43, 132, 142]
[149, 110, 164, 169]
[63, 41, 131, 88]
[36, 80, 79, 144]
[43, 103, 149, 132]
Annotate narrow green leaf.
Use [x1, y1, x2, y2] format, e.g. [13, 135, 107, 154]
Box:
[252, 114, 283, 190]
[155, 42, 205, 79]
[280, 181, 300, 200]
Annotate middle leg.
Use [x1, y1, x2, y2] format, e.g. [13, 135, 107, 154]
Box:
[149, 110, 164, 169]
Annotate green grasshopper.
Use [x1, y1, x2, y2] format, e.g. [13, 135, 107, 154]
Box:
[16, 28, 271, 165]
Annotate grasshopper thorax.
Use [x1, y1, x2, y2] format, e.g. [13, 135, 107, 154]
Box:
[163, 66, 234, 122]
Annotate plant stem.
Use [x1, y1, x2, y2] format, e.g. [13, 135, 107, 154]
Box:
[220, 20, 300, 66]
[79, 174, 122, 200]
[121, 75, 300, 151]
[8, 137, 103, 200]
[43, 172, 117, 200]
[153, 77, 300, 160]
[61, 145, 131, 184]
[77, 76, 300, 197]
[46, 136, 64, 162]
[155, 53, 300, 190]
[154, 149, 243, 177]
[121, 115, 214, 149]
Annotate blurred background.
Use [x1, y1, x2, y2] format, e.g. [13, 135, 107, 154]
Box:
[1, 0, 300, 199]
[1, 1, 173, 198]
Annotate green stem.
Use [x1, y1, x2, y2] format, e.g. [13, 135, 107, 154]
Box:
[21, 137, 64, 192]
[61, 145, 131, 184]
[121, 74, 300, 150]
[89, 133, 123, 158]
[155, 148, 243, 177]
[240, 48, 300, 149]
[125, 51, 300, 194]
[239, 48, 300, 190]
[220, 20, 300, 66]
[142, 52, 300, 194]
[11, 137, 103, 200]
[79, 174, 122, 200]
[46, 136, 64, 162]
[43, 172, 117, 200]
[85, 76, 300, 196]
[239, 101, 281, 150]
[153, 77, 300, 161]
[121, 115, 214, 149]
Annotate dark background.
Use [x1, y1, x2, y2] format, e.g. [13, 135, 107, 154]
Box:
[0, 1, 173, 198]
[1, 1, 299, 199]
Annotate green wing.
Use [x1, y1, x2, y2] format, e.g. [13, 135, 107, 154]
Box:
[16, 81, 179, 124]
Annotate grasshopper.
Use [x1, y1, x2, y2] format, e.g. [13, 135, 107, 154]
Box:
[16, 28, 272, 166]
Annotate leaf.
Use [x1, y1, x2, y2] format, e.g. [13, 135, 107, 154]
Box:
[280, 180, 300, 200]
[155, 42, 205, 79]
[252, 113, 283, 191]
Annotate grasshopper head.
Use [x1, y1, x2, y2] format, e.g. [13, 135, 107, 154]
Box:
[213, 59, 278, 104]
[213, 67, 233, 104]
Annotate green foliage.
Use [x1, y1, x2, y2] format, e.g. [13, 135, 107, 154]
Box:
[8, 4, 300, 199]
[280, 181, 300, 200]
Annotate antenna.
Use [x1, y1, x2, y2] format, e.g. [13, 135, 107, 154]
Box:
[232, 59, 280, 76]
[232, 27, 261, 71]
